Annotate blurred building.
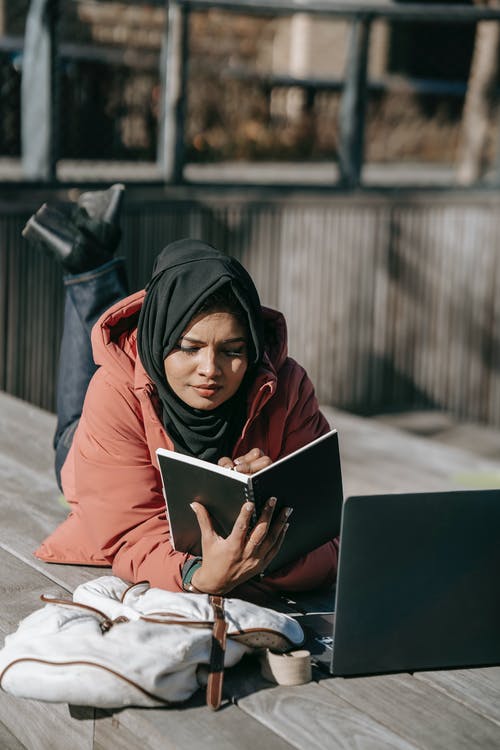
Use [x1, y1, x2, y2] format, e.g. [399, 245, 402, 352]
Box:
[0, 1, 480, 166]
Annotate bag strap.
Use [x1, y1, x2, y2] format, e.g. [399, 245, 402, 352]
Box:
[206, 595, 228, 710]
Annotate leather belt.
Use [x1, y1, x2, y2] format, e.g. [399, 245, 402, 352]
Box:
[207, 595, 228, 710]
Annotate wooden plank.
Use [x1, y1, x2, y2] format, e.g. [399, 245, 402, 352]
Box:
[0, 548, 94, 750]
[0, 392, 56, 474]
[0, 440, 97, 592]
[0, 548, 69, 635]
[321, 406, 500, 496]
[322, 672, 500, 749]
[370, 410, 458, 437]
[415, 668, 500, 727]
[0, 391, 105, 591]
[94, 695, 295, 750]
[422, 422, 500, 462]
[225, 666, 420, 750]
[0, 676, 94, 750]
[0, 720, 26, 750]
[0, 441, 103, 590]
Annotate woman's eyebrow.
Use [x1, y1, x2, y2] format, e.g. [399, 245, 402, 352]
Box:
[222, 337, 247, 344]
[179, 336, 205, 344]
[180, 336, 246, 344]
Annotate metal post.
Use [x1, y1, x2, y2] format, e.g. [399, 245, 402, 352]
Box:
[48, 0, 59, 180]
[158, 0, 188, 183]
[337, 16, 371, 188]
[21, 0, 59, 181]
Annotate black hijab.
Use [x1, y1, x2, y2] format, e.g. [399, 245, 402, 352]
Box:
[137, 239, 264, 462]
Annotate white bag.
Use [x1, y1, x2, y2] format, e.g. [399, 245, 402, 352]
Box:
[0, 576, 304, 710]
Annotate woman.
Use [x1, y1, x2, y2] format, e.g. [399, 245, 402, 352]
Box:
[24, 185, 338, 598]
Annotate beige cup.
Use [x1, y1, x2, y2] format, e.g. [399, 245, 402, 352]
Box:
[260, 649, 312, 686]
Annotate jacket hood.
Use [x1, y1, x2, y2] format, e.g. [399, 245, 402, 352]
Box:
[91, 290, 289, 389]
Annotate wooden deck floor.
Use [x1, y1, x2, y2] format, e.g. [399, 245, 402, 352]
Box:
[1, 391, 500, 749]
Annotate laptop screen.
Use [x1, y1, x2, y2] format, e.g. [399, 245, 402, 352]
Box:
[330, 490, 500, 676]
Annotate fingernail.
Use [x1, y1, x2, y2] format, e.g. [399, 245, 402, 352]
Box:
[234, 458, 242, 465]
[245, 502, 254, 512]
[285, 507, 293, 518]
[284, 523, 290, 532]
[189, 503, 196, 511]
[268, 497, 277, 507]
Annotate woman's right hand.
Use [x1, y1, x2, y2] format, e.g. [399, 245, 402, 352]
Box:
[188, 498, 291, 595]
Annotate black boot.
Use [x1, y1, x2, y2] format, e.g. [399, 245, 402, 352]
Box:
[77, 183, 124, 224]
[22, 183, 125, 275]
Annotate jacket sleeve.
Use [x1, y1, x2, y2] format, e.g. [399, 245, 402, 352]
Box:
[259, 360, 339, 593]
[64, 367, 190, 591]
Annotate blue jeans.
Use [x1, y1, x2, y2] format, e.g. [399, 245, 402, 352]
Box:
[54, 258, 128, 489]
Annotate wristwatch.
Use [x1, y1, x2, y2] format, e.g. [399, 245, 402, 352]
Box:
[181, 556, 203, 593]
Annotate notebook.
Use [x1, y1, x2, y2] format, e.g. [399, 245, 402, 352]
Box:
[300, 489, 500, 676]
[156, 429, 343, 573]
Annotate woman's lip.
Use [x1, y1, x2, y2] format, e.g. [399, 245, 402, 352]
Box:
[192, 384, 221, 396]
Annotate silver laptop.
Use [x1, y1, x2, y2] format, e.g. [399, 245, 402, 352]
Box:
[296, 489, 500, 676]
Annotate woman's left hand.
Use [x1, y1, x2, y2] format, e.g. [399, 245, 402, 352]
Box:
[218, 448, 272, 475]
[188, 497, 290, 595]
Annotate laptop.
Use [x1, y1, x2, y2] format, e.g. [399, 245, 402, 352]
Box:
[297, 489, 500, 677]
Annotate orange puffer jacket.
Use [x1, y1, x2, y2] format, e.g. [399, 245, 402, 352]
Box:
[36, 291, 339, 593]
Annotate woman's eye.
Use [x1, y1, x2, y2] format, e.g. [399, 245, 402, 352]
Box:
[224, 349, 245, 358]
[179, 346, 199, 355]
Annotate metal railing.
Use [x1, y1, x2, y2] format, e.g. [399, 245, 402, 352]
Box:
[160, 0, 500, 187]
[13, 0, 500, 186]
